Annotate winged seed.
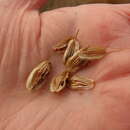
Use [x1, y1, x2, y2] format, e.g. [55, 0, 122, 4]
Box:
[53, 30, 80, 53]
[53, 38, 71, 52]
[65, 48, 88, 71]
[26, 60, 51, 91]
[63, 39, 80, 64]
[79, 47, 106, 60]
[50, 71, 70, 93]
[69, 76, 95, 90]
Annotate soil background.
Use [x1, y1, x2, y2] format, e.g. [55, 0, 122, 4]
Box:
[41, 0, 130, 11]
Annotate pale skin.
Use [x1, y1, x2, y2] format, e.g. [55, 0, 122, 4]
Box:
[0, 0, 130, 130]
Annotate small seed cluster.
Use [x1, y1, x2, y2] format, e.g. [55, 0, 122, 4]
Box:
[26, 31, 106, 93]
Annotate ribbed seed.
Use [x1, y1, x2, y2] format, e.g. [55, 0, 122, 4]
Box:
[26, 60, 51, 91]
[50, 71, 70, 93]
[63, 38, 80, 64]
[69, 76, 95, 90]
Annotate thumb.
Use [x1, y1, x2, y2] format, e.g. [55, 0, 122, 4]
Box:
[0, 0, 48, 84]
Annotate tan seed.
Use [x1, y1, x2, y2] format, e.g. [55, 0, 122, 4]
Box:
[53, 38, 71, 53]
[50, 71, 70, 93]
[65, 48, 88, 72]
[79, 47, 106, 60]
[63, 38, 80, 64]
[69, 76, 95, 90]
[26, 60, 51, 91]
[53, 30, 80, 53]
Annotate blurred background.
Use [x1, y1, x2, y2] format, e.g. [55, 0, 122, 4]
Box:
[42, 0, 130, 11]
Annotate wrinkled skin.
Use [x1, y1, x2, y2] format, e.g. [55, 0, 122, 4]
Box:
[0, 0, 130, 130]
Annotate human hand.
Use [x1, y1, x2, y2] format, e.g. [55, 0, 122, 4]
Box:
[0, 0, 130, 130]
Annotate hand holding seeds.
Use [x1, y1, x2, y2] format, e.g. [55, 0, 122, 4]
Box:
[26, 31, 106, 93]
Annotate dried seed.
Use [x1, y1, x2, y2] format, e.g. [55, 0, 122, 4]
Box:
[65, 48, 88, 72]
[50, 71, 70, 93]
[69, 76, 95, 90]
[63, 38, 80, 64]
[53, 30, 80, 53]
[79, 47, 106, 60]
[66, 46, 106, 72]
[53, 38, 71, 53]
[26, 60, 51, 91]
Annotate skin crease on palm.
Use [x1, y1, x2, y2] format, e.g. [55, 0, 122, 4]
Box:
[0, 0, 130, 130]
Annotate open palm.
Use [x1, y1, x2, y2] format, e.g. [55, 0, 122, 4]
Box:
[0, 0, 130, 130]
